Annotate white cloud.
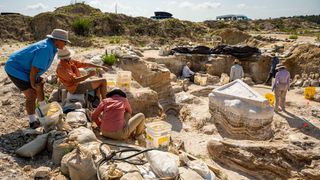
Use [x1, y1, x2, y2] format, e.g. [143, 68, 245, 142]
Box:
[88, 0, 100, 6]
[197, 2, 221, 9]
[26, 3, 48, 10]
[178, 1, 222, 10]
[237, 3, 246, 9]
[179, 1, 193, 9]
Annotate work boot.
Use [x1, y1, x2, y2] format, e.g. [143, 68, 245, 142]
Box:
[29, 120, 41, 129]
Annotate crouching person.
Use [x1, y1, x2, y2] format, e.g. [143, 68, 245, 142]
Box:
[56, 48, 108, 100]
[92, 88, 145, 143]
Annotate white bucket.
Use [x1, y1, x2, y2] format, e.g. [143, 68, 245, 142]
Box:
[146, 121, 172, 149]
[105, 74, 117, 91]
[116, 71, 132, 91]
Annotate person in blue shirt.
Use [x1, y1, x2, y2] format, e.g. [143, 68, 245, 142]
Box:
[5, 29, 70, 129]
[264, 53, 279, 85]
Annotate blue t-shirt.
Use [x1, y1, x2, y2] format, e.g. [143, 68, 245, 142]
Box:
[5, 38, 57, 82]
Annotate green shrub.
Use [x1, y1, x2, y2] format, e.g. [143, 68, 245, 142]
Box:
[288, 34, 298, 39]
[109, 36, 121, 44]
[101, 54, 116, 66]
[72, 18, 91, 36]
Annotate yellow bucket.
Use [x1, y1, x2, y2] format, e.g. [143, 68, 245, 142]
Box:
[265, 93, 275, 106]
[304, 87, 316, 100]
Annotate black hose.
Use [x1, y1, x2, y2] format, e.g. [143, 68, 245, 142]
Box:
[96, 142, 157, 180]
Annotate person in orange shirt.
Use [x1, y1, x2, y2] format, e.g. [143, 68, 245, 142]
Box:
[56, 48, 108, 100]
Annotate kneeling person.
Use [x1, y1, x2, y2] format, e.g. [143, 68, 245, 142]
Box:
[92, 88, 145, 141]
[56, 48, 108, 100]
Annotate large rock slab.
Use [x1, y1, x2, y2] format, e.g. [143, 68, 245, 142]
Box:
[209, 79, 273, 140]
[207, 136, 320, 179]
[127, 87, 162, 117]
[118, 58, 173, 101]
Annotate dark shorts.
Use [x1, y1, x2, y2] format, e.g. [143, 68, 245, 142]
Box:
[73, 81, 94, 94]
[7, 73, 32, 91]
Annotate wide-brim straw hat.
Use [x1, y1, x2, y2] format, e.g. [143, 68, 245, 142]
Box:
[106, 88, 127, 98]
[57, 48, 74, 60]
[275, 63, 286, 70]
[234, 59, 240, 64]
[46, 29, 71, 43]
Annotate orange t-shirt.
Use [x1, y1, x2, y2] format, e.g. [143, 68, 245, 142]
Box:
[56, 60, 89, 93]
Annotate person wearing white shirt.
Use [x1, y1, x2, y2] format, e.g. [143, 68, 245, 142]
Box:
[230, 59, 244, 82]
[182, 62, 195, 82]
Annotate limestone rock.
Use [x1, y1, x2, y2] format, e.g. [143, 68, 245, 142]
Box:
[207, 137, 320, 179]
[219, 73, 230, 85]
[34, 166, 51, 178]
[302, 79, 311, 87]
[170, 73, 177, 82]
[171, 83, 183, 94]
[206, 74, 220, 85]
[209, 79, 273, 140]
[202, 125, 217, 135]
[127, 87, 162, 117]
[175, 92, 199, 104]
[314, 94, 320, 102]
[243, 77, 255, 86]
[118, 58, 173, 100]
[294, 76, 304, 87]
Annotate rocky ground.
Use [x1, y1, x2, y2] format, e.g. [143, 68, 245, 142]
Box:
[0, 39, 320, 179]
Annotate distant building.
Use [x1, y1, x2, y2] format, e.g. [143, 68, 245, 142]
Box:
[216, 14, 249, 21]
[151, 11, 173, 20]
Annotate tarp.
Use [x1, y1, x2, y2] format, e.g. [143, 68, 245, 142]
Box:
[171, 45, 260, 58]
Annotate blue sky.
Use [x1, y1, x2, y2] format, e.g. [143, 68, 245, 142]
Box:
[0, 0, 319, 21]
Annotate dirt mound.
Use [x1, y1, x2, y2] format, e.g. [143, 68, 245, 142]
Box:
[0, 14, 33, 41]
[212, 28, 251, 45]
[0, 3, 208, 43]
[54, 3, 102, 15]
[30, 13, 75, 40]
[284, 44, 320, 75]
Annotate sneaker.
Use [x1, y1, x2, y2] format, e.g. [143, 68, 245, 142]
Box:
[29, 120, 41, 129]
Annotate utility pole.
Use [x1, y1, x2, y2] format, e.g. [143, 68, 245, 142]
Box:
[115, 3, 117, 14]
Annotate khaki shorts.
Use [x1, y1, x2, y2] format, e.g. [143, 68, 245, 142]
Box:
[73, 81, 94, 94]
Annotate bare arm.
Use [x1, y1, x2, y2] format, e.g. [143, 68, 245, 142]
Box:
[85, 63, 109, 72]
[70, 70, 96, 84]
[30, 66, 39, 89]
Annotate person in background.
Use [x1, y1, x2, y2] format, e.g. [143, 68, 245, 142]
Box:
[92, 88, 145, 144]
[264, 53, 279, 85]
[272, 63, 290, 112]
[4, 29, 69, 129]
[230, 59, 244, 82]
[56, 48, 108, 100]
[182, 62, 195, 82]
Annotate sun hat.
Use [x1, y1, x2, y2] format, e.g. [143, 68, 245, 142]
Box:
[106, 88, 127, 98]
[46, 29, 71, 43]
[57, 48, 73, 60]
[275, 63, 285, 70]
